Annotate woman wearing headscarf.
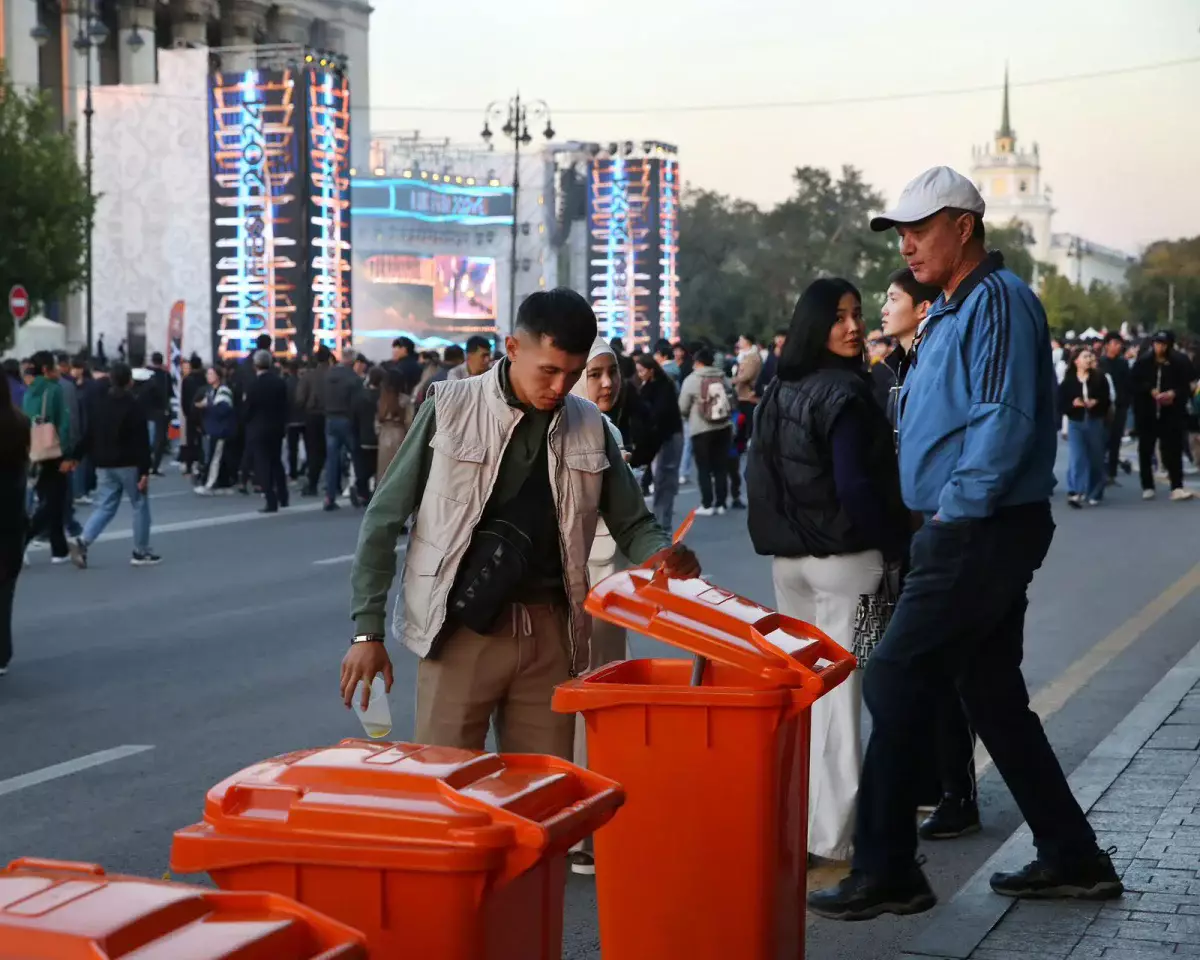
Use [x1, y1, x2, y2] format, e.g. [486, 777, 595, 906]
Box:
[746, 278, 911, 864]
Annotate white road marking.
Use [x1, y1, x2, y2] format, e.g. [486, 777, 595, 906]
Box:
[0, 745, 155, 798]
[314, 544, 406, 566]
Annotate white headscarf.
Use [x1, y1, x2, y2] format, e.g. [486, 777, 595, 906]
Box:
[570, 337, 618, 401]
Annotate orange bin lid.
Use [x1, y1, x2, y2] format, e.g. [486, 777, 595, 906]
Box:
[0, 858, 366, 959]
[171, 740, 624, 886]
[582, 565, 855, 704]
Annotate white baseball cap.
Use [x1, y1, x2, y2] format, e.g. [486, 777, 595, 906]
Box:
[870, 166, 986, 233]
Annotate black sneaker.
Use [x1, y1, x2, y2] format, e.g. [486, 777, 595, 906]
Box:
[131, 551, 163, 567]
[807, 863, 936, 921]
[323, 500, 340, 512]
[990, 849, 1123, 900]
[69, 537, 88, 570]
[567, 851, 595, 876]
[730, 498, 746, 510]
[919, 795, 981, 840]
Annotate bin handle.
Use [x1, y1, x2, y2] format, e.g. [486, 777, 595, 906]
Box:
[220, 782, 304, 814]
[6, 858, 107, 877]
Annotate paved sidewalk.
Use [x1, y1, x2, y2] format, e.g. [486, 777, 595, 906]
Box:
[905, 638, 1200, 960]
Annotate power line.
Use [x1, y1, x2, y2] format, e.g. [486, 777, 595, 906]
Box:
[9, 54, 1199, 115]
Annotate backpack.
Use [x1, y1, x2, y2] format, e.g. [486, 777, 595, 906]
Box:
[699, 375, 731, 423]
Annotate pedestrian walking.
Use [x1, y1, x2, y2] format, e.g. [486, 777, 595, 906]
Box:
[679, 347, 733, 516]
[145, 352, 173, 475]
[1098, 332, 1133, 482]
[351, 367, 383, 506]
[446, 335, 494, 382]
[1133, 332, 1195, 501]
[179, 355, 207, 478]
[339, 288, 700, 763]
[0, 372, 30, 675]
[634, 354, 684, 531]
[244, 350, 290, 514]
[747, 278, 911, 865]
[282, 360, 306, 481]
[382, 336, 422, 394]
[322, 349, 363, 511]
[1060, 348, 1111, 508]
[810, 166, 1121, 921]
[55, 352, 84, 538]
[195, 366, 237, 494]
[22, 351, 74, 564]
[295, 347, 330, 496]
[376, 368, 415, 481]
[69, 362, 160, 567]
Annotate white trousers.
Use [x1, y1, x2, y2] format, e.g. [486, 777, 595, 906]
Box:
[772, 550, 883, 861]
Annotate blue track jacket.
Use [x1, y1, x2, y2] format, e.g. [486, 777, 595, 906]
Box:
[897, 252, 1058, 521]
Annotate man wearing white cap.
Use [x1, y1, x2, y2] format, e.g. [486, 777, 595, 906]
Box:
[809, 167, 1121, 920]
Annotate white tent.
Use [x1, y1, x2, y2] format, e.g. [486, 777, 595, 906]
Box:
[5, 316, 67, 359]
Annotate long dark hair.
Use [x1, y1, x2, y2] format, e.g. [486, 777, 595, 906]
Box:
[776, 278, 863, 382]
[378, 368, 412, 420]
[635, 353, 665, 382]
[0, 368, 30, 470]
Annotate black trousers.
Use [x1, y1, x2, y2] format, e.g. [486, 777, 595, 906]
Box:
[252, 433, 289, 511]
[0, 524, 25, 670]
[286, 424, 305, 479]
[1138, 414, 1184, 491]
[27, 461, 69, 558]
[692, 427, 731, 509]
[353, 445, 377, 502]
[932, 689, 977, 802]
[150, 414, 169, 472]
[854, 503, 1096, 876]
[1106, 404, 1129, 479]
[304, 414, 326, 493]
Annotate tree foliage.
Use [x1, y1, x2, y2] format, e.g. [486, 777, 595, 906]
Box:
[1124, 237, 1200, 335]
[987, 219, 1036, 283]
[678, 165, 901, 346]
[0, 67, 95, 349]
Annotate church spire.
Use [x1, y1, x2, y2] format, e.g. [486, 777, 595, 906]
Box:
[995, 63, 1015, 152]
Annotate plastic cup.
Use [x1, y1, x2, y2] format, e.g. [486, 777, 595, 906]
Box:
[352, 675, 392, 739]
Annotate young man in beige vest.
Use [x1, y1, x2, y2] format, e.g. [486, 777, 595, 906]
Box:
[340, 289, 700, 759]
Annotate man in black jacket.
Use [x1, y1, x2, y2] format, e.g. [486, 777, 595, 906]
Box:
[70, 362, 160, 567]
[1098, 332, 1133, 482]
[1133, 332, 1195, 501]
[322, 348, 364, 510]
[147, 352, 174, 475]
[383, 336, 422, 394]
[244, 350, 290, 513]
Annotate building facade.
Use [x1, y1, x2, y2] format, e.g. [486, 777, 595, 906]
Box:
[969, 69, 1133, 289]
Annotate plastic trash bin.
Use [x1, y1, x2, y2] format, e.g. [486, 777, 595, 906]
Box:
[170, 739, 624, 960]
[552, 565, 856, 960]
[0, 857, 366, 959]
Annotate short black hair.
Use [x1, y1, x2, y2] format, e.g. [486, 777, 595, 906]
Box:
[1103, 331, 1125, 345]
[887, 267, 942, 306]
[255, 334, 272, 351]
[55, 351, 70, 366]
[109, 361, 133, 389]
[315, 345, 332, 363]
[444, 344, 465, 363]
[738, 333, 757, 345]
[653, 338, 672, 357]
[465, 335, 491, 355]
[515, 288, 597, 356]
[694, 346, 715, 366]
[151, 351, 164, 365]
[392, 336, 414, 352]
[610, 336, 626, 354]
[30, 350, 55, 374]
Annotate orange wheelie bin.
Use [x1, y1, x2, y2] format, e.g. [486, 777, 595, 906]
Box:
[170, 739, 624, 960]
[552, 565, 856, 960]
[0, 857, 366, 959]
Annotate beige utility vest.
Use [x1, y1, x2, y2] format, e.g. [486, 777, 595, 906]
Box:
[396, 364, 610, 667]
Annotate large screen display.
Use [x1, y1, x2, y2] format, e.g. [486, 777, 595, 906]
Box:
[353, 253, 497, 356]
[586, 154, 679, 350]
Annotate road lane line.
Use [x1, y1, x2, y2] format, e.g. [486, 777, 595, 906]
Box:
[314, 544, 406, 566]
[975, 560, 1200, 778]
[0, 745, 155, 798]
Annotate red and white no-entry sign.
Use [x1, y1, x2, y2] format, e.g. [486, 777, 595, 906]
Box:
[8, 285, 29, 323]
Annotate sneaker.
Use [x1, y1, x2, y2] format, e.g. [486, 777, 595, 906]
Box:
[716, 506, 727, 516]
[1066, 494, 1082, 509]
[150, 469, 164, 478]
[323, 500, 340, 512]
[1170, 488, 1195, 502]
[567, 851, 595, 876]
[918, 795, 981, 840]
[131, 551, 163, 567]
[1120, 459, 1133, 475]
[807, 863, 936, 921]
[69, 537, 88, 570]
[695, 506, 715, 517]
[730, 498, 746, 509]
[1087, 499, 1101, 507]
[194, 486, 214, 497]
[990, 849, 1123, 900]
[1142, 489, 1156, 501]
[50, 555, 71, 565]
[0, 667, 7, 677]
[74, 494, 94, 506]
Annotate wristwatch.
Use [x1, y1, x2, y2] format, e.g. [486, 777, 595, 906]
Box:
[350, 633, 386, 645]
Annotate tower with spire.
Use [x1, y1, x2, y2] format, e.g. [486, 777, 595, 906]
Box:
[970, 65, 1054, 265]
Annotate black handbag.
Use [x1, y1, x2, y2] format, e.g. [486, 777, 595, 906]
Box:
[852, 565, 900, 668]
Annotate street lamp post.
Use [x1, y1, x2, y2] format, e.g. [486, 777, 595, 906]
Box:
[31, 1, 146, 356]
[481, 95, 554, 332]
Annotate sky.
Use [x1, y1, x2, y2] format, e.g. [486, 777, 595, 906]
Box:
[367, 0, 1200, 254]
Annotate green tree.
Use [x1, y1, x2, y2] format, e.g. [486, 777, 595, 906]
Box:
[0, 67, 95, 350]
[1124, 237, 1200, 335]
[1039, 270, 1127, 337]
[987, 219, 1036, 283]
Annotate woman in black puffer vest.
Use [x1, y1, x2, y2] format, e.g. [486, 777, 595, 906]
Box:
[747, 277, 910, 865]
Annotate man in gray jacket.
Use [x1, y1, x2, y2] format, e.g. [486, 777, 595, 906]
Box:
[679, 346, 733, 516]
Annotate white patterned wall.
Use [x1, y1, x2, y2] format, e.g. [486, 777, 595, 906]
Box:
[89, 50, 214, 362]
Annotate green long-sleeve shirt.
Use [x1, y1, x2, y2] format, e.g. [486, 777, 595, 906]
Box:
[350, 363, 671, 636]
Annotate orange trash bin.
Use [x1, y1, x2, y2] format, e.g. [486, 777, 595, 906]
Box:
[552, 565, 856, 960]
[170, 739, 624, 960]
[0, 857, 366, 959]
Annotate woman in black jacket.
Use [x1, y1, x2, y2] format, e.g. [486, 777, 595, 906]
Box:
[1058, 347, 1111, 508]
[746, 277, 910, 864]
[635, 354, 684, 531]
[0, 371, 30, 675]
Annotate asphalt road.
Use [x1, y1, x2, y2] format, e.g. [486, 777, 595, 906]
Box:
[2, 444, 1198, 960]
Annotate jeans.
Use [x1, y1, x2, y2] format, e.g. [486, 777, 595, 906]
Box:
[324, 416, 353, 502]
[1066, 418, 1107, 501]
[82, 467, 151, 554]
[652, 431, 683, 532]
[854, 503, 1097, 876]
[679, 425, 693, 480]
[691, 427, 731, 509]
